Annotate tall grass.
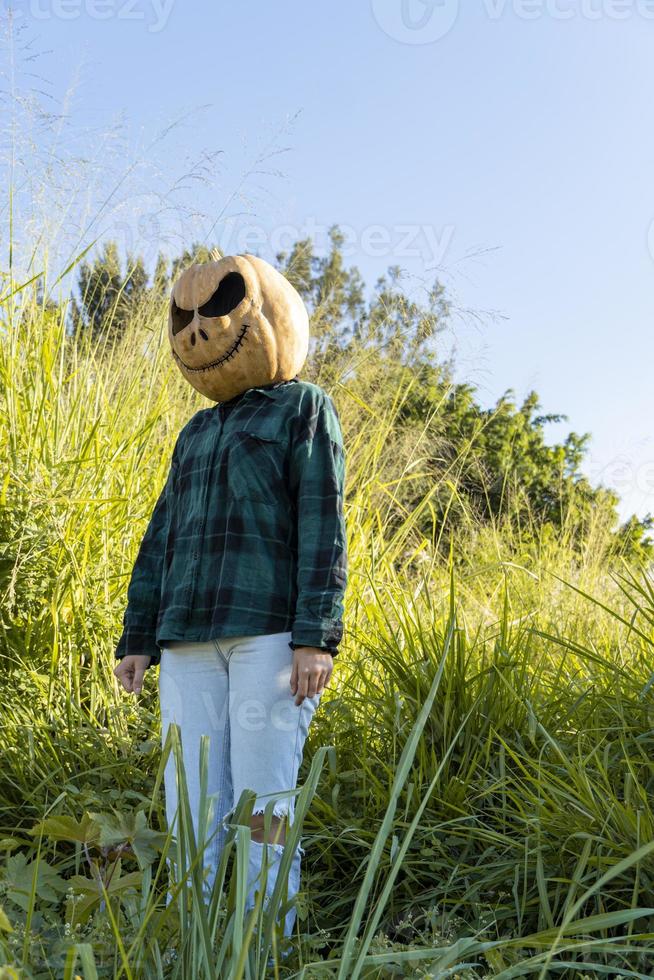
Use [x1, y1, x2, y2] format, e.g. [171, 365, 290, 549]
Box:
[1, 272, 653, 978]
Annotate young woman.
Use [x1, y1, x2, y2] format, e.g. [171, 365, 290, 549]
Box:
[113, 254, 348, 938]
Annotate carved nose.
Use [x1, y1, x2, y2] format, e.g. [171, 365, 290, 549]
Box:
[189, 317, 210, 347]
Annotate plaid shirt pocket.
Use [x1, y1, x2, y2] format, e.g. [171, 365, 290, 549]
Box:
[226, 430, 289, 505]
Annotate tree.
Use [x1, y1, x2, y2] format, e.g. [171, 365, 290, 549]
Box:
[278, 228, 652, 561]
[71, 242, 150, 343]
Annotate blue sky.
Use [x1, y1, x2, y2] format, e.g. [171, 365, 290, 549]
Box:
[4, 0, 654, 520]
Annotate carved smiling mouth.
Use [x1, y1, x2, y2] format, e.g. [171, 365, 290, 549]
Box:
[173, 323, 249, 373]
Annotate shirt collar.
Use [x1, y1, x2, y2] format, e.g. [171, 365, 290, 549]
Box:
[213, 376, 300, 408]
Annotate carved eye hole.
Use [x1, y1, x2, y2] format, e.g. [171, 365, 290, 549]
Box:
[171, 299, 194, 336]
[198, 272, 246, 318]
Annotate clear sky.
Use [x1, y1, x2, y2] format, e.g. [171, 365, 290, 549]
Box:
[4, 0, 654, 521]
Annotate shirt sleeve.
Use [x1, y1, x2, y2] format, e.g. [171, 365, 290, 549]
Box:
[288, 389, 348, 656]
[114, 432, 182, 668]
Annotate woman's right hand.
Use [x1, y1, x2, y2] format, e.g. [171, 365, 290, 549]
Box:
[114, 655, 152, 695]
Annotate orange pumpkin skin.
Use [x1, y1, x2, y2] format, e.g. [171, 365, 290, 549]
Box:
[167, 253, 309, 402]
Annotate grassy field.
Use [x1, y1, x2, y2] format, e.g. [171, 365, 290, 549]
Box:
[0, 276, 653, 979]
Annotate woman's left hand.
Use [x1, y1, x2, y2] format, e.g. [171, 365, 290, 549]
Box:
[290, 648, 333, 705]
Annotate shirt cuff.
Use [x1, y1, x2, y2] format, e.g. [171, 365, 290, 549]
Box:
[288, 640, 339, 657]
[115, 627, 161, 667]
[289, 619, 343, 657]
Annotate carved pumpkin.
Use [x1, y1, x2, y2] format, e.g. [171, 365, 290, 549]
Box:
[167, 253, 309, 402]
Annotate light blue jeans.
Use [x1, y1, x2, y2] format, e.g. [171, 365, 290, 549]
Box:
[158, 630, 321, 937]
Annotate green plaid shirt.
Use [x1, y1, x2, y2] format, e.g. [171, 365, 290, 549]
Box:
[114, 378, 347, 668]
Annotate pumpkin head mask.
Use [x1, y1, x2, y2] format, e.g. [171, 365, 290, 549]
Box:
[168, 253, 309, 402]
